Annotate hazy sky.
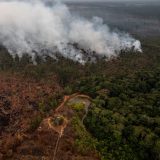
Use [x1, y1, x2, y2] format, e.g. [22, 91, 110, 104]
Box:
[63, 0, 154, 2]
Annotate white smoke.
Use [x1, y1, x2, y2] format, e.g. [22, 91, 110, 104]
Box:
[0, 0, 142, 64]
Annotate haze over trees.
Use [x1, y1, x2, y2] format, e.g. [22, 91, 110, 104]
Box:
[0, 38, 160, 159]
[0, 0, 160, 159]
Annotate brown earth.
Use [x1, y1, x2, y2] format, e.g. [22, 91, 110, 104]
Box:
[0, 73, 99, 160]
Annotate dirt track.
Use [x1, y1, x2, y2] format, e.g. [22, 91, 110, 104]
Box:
[43, 94, 92, 160]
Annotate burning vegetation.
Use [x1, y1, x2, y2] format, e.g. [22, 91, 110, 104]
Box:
[0, 1, 160, 160]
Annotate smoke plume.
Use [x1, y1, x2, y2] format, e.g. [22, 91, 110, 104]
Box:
[0, 0, 142, 64]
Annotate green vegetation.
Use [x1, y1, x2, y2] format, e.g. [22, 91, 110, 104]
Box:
[52, 116, 64, 126]
[71, 70, 160, 159]
[72, 116, 98, 155]
[30, 115, 43, 131]
[70, 102, 85, 112]
[38, 99, 58, 113]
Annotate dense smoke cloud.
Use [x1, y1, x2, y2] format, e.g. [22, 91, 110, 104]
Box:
[0, 0, 142, 63]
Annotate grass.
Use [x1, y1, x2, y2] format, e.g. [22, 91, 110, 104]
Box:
[71, 115, 98, 155]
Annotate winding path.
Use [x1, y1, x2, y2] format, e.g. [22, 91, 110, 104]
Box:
[45, 93, 92, 160]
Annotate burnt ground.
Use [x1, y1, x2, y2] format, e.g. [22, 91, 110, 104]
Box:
[0, 73, 99, 160]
